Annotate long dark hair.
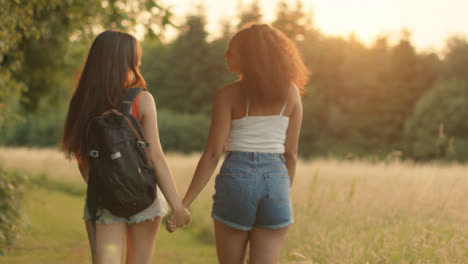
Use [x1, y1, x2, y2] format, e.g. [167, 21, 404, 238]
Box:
[234, 24, 309, 102]
[61, 30, 146, 160]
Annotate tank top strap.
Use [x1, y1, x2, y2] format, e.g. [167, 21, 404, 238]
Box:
[245, 96, 249, 117]
[280, 101, 288, 116]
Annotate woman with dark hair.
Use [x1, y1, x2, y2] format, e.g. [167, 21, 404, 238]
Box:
[170, 24, 310, 263]
[62, 30, 190, 264]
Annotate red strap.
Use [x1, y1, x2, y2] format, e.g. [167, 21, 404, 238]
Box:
[132, 93, 140, 121]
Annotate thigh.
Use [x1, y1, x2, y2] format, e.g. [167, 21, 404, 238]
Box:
[214, 220, 249, 264]
[126, 217, 163, 264]
[85, 220, 126, 264]
[249, 226, 289, 264]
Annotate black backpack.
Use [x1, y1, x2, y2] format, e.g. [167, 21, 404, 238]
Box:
[85, 87, 157, 253]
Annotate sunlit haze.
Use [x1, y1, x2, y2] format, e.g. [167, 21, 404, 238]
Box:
[161, 0, 468, 52]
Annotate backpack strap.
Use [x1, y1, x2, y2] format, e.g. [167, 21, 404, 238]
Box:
[118, 87, 144, 114]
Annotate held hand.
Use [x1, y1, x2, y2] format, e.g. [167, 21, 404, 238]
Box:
[165, 216, 178, 233]
[167, 207, 190, 231]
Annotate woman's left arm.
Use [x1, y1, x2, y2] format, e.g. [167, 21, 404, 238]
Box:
[181, 88, 232, 209]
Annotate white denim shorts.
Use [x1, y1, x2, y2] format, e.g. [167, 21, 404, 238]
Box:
[83, 186, 168, 224]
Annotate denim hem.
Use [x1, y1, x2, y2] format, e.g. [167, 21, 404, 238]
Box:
[256, 220, 294, 230]
[212, 213, 252, 231]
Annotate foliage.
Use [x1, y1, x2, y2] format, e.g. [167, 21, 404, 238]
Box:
[237, 0, 263, 28]
[0, 0, 173, 124]
[403, 79, 468, 161]
[0, 103, 210, 154]
[142, 14, 235, 115]
[273, 0, 312, 41]
[1, 0, 468, 161]
[0, 169, 27, 254]
[442, 36, 468, 81]
[0, 96, 66, 147]
[297, 29, 461, 160]
[157, 109, 211, 153]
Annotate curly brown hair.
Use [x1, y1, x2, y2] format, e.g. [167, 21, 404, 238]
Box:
[233, 23, 310, 101]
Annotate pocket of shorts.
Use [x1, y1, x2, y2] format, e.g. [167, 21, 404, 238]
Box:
[214, 172, 247, 203]
[264, 173, 290, 203]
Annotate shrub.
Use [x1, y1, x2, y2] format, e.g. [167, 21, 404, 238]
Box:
[157, 109, 210, 153]
[0, 169, 27, 254]
[403, 78, 468, 161]
[0, 108, 211, 153]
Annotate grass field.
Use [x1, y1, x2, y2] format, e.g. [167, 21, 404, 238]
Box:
[1, 147, 467, 263]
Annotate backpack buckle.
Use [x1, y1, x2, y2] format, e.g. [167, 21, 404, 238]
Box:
[89, 150, 99, 158]
[137, 140, 147, 148]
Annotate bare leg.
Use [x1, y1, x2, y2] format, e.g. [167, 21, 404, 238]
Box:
[213, 220, 250, 264]
[126, 217, 162, 264]
[85, 220, 126, 264]
[249, 226, 289, 264]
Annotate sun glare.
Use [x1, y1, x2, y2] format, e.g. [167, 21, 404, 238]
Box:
[161, 0, 468, 51]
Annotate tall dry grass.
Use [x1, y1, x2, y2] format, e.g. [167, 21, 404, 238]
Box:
[286, 159, 468, 263]
[1, 147, 467, 263]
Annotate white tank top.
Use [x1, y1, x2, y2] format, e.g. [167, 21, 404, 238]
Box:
[225, 98, 290, 153]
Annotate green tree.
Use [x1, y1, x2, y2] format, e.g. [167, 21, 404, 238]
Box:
[237, 0, 263, 28]
[156, 14, 212, 113]
[404, 79, 468, 161]
[298, 30, 443, 158]
[0, 0, 172, 118]
[376, 33, 440, 150]
[144, 13, 234, 115]
[273, 0, 312, 41]
[442, 36, 468, 81]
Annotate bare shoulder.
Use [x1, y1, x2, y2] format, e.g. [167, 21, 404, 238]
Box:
[137, 89, 156, 110]
[217, 82, 240, 97]
[289, 84, 303, 112]
[138, 89, 154, 104]
[136, 89, 156, 121]
[214, 82, 241, 106]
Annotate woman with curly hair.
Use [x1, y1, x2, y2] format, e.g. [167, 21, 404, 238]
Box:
[168, 24, 310, 263]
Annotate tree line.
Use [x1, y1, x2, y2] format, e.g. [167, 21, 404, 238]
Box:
[1, 0, 467, 162]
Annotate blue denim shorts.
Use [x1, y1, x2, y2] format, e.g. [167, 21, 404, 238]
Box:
[212, 151, 293, 231]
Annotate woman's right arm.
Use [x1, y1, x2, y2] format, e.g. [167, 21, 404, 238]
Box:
[283, 88, 303, 186]
[138, 91, 189, 227]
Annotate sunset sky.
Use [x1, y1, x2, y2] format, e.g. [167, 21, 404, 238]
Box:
[162, 0, 468, 52]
